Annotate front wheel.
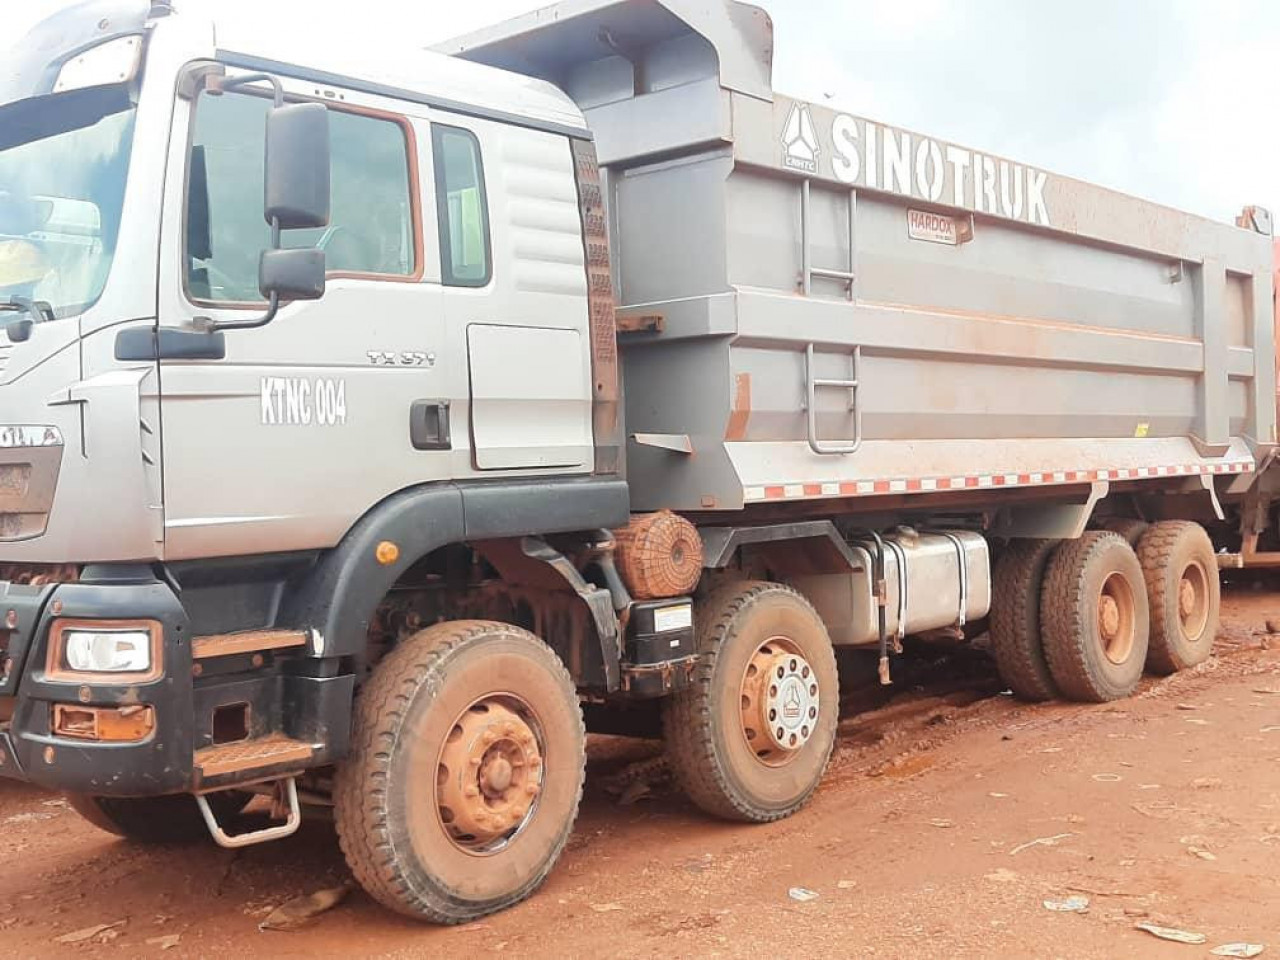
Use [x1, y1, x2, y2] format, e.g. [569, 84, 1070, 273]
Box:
[663, 582, 839, 823]
[333, 621, 585, 925]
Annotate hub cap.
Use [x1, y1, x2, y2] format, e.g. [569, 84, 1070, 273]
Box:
[1177, 559, 1210, 642]
[436, 698, 543, 854]
[1098, 572, 1136, 665]
[740, 638, 820, 765]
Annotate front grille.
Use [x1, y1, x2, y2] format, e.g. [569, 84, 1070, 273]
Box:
[0, 564, 79, 585]
[0, 343, 12, 377]
[0, 428, 63, 542]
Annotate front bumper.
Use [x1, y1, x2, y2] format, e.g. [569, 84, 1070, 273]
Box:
[0, 573, 193, 794]
[0, 569, 353, 796]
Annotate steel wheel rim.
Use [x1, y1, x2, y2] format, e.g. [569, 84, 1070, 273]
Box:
[739, 635, 820, 768]
[434, 693, 545, 857]
[1097, 571, 1136, 665]
[1178, 558, 1210, 642]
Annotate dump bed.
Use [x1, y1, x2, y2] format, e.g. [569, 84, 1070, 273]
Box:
[441, 0, 1275, 513]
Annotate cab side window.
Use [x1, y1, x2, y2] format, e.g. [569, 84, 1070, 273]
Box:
[186, 90, 417, 303]
[432, 125, 490, 287]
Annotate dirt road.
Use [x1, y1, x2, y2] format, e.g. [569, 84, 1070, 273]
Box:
[3, 581, 1279, 959]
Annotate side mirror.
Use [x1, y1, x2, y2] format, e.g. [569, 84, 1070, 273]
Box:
[259, 247, 326, 302]
[264, 102, 330, 230]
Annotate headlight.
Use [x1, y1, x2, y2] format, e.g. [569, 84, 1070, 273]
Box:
[47, 620, 161, 681]
[53, 35, 143, 94]
[64, 629, 152, 673]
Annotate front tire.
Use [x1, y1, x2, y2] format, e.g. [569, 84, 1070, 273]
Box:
[663, 582, 838, 823]
[1041, 532, 1150, 702]
[333, 621, 585, 925]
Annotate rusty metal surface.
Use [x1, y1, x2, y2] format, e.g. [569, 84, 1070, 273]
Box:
[51, 703, 155, 742]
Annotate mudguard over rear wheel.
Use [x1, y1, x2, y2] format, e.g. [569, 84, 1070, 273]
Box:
[663, 581, 839, 823]
[333, 620, 585, 925]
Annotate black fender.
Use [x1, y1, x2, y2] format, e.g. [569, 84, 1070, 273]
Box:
[279, 477, 630, 662]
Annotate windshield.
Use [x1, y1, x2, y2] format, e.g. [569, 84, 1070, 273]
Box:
[0, 89, 136, 320]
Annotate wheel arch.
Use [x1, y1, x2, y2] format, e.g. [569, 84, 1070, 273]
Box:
[278, 477, 630, 661]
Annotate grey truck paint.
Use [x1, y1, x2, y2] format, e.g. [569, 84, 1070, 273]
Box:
[443, 0, 1275, 514]
[0, 0, 1274, 570]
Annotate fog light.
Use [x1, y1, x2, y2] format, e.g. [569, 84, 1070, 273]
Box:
[52, 703, 155, 742]
[64, 629, 152, 673]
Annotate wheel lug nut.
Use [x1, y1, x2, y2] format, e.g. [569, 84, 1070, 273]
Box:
[525, 782, 539, 796]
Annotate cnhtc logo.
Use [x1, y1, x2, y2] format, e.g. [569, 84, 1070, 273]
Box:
[781, 102, 818, 173]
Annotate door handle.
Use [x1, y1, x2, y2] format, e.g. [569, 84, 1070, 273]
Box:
[410, 400, 451, 451]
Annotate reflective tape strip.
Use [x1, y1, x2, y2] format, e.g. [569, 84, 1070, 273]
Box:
[741, 460, 1256, 503]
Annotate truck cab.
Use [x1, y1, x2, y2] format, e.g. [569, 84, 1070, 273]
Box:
[1, 0, 639, 870]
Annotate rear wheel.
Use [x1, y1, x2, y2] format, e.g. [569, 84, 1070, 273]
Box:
[1041, 531, 1150, 702]
[67, 791, 250, 843]
[989, 539, 1061, 701]
[663, 582, 838, 822]
[1137, 521, 1220, 674]
[333, 621, 584, 924]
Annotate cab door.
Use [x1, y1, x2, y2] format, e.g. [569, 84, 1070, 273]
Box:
[155, 71, 453, 560]
[430, 117, 595, 473]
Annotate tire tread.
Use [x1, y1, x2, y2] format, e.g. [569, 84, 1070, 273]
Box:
[989, 539, 1060, 701]
[663, 581, 835, 823]
[1041, 531, 1147, 702]
[332, 620, 584, 924]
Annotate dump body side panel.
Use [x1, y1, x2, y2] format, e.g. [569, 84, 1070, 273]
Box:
[444, 0, 1275, 515]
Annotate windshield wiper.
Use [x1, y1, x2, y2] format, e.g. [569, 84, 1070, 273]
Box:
[0, 295, 55, 323]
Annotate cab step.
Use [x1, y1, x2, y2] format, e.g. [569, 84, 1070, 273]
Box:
[195, 733, 317, 787]
[191, 629, 309, 660]
[197, 777, 301, 849]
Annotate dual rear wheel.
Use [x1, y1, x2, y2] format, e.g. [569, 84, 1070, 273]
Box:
[990, 522, 1219, 702]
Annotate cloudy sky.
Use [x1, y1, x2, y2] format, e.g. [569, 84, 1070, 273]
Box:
[12, 0, 1280, 224]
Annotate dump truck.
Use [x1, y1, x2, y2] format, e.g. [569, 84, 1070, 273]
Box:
[0, 0, 1275, 924]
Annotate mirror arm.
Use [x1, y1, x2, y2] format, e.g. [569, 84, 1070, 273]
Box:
[211, 71, 284, 107]
[205, 290, 279, 334]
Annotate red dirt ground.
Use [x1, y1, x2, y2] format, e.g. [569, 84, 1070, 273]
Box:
[2, 578, 1279, 958]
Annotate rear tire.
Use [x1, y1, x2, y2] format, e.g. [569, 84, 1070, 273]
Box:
[1137, 521, 1220, 674]
[663, 582, 838, 823]
[1041, 532, 1149, 702]
[333, 621, 584, 924]
[67, 791, 250, 843]
[989, 539, 1061, 701]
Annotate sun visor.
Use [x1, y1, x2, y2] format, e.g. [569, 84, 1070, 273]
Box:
[0, 0, 150, 107]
